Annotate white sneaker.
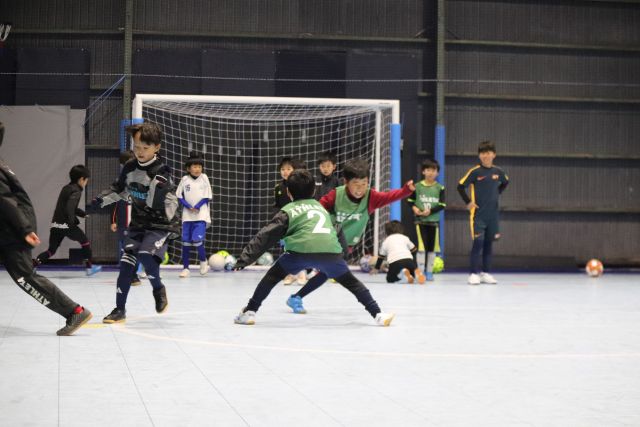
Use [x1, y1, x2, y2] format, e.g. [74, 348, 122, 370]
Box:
[468, 273, 481, 285]
[179, 268, 190, 278]
[283, 274, 296, 286]
[199, 261, 210, 276]
[234, 309, 256, 325]
[375, 312, 395, 326]
[480, 272, 497, 284]
[295, 271, 308, 286]
[138, 271, 147, 279]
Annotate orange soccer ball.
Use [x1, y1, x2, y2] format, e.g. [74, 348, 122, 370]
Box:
[585, 259, 604, 277]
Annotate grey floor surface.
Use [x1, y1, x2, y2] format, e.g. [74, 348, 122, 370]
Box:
[0, 269, 639, 427]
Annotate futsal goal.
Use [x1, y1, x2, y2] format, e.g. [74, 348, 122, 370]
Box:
[131, 94, 401, 263]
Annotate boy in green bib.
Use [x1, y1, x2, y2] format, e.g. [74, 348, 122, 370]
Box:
[408, 159, 445, 281]
[287, 158, 415, 314]
[233, 169, 395, 326]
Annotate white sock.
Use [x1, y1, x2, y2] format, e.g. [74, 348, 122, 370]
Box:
[416, 250, 426, 271]
[427, 252, 436, 273]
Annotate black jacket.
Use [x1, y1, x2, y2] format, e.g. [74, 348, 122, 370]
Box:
[51, 182, 86, 229]
[238, 211, 289, 268]
[314, 174, 339, 200]
[0, 156, 37, 248]
[97, 157, 179, 235]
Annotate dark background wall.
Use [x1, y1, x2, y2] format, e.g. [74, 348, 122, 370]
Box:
[1, 0, 638, 268]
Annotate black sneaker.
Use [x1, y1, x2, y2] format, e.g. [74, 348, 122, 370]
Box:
[153, 286, 168, 313]
[103, 307, 126, 324]
[57, 307, 93, 336]
[131, 275, 141, 286]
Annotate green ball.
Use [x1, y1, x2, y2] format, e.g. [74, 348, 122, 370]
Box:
[161, 251, 170, 265]
[433, 256, 444, 273]
[216, 250, 230, 258]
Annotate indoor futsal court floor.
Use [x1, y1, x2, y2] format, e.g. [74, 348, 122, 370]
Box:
[0, 268, 639, 427]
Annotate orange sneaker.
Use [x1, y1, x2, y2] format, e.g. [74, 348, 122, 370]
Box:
[403, 268, 414, 284]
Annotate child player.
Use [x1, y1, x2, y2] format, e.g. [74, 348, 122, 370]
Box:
[110, 150, 142, 286]
[232, 169, 395, 326]
[0, 122, 92, 335]
[93, 122, 179, 323]
[286, 158, 415, 314]
[314, 151, 339, 200]
[274, 156, 308, 286]
[372, 220, 425, 284]
[408, 159, 445, 281]
[34, 165, 102, 276]
[457, 140, 509, 285]
[177, 152, 212, 278]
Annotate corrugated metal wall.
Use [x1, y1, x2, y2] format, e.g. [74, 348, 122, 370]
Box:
[2, 0, 638, 267]
[443, 0, 640, 267]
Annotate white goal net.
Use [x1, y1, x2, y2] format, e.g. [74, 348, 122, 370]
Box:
[133, 95, 398, 264]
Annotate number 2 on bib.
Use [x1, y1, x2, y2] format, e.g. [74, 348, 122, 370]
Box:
[308, 209, 331, 234]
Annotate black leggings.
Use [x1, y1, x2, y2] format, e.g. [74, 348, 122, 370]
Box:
[386, 258, 418, 283]
[1, 246, 77, 317]
[36, 227, 92, 265]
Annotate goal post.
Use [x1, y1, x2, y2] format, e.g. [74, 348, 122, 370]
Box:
[131, 94, 401, 263]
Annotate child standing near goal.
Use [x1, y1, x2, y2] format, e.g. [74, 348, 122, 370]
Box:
[372, 220, 425, 284]
[457, 140, 509, 285]
[274, 156, 308, 286]
[34, 165, 102, 276]
[408, 159, 445, 281]
[286, 158, 415, 314]
[0, 122, 92, 335]
[93, 122, 179, 323]
[233, 169, 395, 326]
[177, 152, 212, 278]
[315, 151, 339, 200]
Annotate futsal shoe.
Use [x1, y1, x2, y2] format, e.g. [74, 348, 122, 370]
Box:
[179, 268, 190, 278]
[414, 269, 426, 284]
[234, 309, 256, 325]
[86, 265, 102, 276]
[199, 261, 210, 276]
[425, 272, 435, 282]
[131, 275, 142, 286]
[56, 307, 92, 336]
[103, 308, 126, 324]
[375, 312, 395, 326]
[283, 274, 296, 285]
[153, 286, 169, 313]
[295, 270, 308, 286]
[402, 268, 414, 284]
[286, 295, 307, 314]
[467, 273, 481, 285]
[480, 272, 497, 284]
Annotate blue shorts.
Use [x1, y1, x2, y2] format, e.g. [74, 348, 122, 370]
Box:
[276, 252, 349, 279]
[182, 221, 207, 243]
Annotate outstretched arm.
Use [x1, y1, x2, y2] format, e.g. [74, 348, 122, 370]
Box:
[94, 167, 129, 208]
[318, 188, 337, 212]
[368, 180, 414, 213]
[236, 211, 289, 269]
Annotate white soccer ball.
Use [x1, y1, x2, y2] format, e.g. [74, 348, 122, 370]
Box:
[256, 252, 274, 266]
[360, 255, 372, 272]
[224, 255, 237, 271]
[208, 253, 226, 271]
